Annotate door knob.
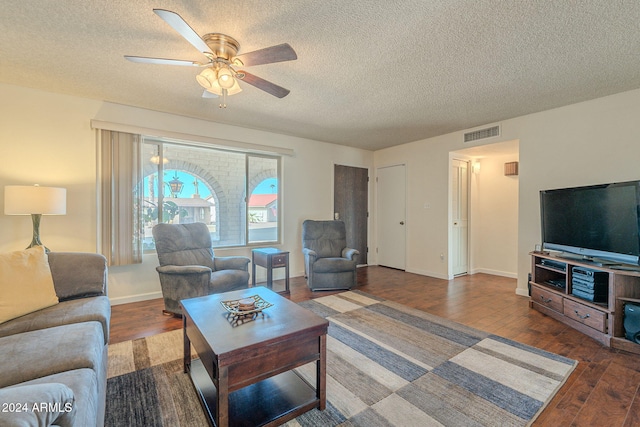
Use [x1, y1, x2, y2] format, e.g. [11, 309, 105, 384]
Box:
[400, 221, 405, 225]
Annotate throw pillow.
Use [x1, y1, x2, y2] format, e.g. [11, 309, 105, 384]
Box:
[0, 246, 59, 324]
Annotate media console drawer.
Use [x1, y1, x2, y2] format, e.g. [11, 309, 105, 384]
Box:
[531, 285, 563, 313]
[563, 298, 607, 333]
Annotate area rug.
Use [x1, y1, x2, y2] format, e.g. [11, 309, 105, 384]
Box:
[105, 290, 577, 426]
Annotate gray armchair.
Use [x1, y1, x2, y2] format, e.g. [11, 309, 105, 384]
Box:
[302, 220, 359, 291]
[152, 222, 250, 315]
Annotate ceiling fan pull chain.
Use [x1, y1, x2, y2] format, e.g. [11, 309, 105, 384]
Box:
[219, 88, 228, 109]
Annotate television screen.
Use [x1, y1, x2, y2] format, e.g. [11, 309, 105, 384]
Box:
[540, 181, 640, 265]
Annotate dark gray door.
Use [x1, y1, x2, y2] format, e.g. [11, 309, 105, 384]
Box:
[334, 165, 368, 265]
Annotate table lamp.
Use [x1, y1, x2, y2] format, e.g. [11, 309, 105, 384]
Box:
[4, 185, 67, 252]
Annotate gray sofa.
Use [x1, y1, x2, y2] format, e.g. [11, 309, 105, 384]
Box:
[0, 252, 110, 427]
[302, 220, 359, 290]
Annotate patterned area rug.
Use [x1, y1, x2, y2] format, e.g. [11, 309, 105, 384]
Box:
[106, 291, 577, 426]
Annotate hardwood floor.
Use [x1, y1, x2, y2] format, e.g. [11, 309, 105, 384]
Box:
[110, 266, 640, 426]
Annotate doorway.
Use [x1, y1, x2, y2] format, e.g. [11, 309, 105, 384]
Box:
[334, 165, 369, 265]
[450, 140, 520, 279]
[451, 159, 469, 276]
[376, 164, 406, 270]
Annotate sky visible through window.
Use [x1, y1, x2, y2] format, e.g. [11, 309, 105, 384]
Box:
[144, 172, 277, 198]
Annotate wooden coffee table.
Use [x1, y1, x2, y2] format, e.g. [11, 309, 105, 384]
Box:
[181, 287, 328, 427]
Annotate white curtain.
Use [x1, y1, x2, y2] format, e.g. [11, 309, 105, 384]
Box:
[98, 130, 143, 266]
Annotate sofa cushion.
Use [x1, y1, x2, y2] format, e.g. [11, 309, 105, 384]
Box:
[15, 368, 99, 427]
[0, 382, 76, 426]
[209, 269, 250, 293]
[47, 252, 107, 301]
[0, 296, 111, 345]
[0, 322, 104, 388]
[0, 246, 59, 324]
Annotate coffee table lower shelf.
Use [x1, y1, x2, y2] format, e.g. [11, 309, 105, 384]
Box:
[189, 358, 319, 427]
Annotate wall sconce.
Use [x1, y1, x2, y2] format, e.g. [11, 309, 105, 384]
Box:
[504, 161, 519, 176]
[4, 185, 67, 252]
[150, 155, 169, 165]
[150, 146, 168, 165]
[472, 162, 481, 174]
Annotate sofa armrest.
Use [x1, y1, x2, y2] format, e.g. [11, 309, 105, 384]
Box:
[47, 253, 107, 301]
[213, 256, 250, 272]
[0, 383, 76, 427]
[156, 265, 212, 275]
[342, 248, 360, 261]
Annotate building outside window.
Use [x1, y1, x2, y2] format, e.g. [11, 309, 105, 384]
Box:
[142, 139, 280, 251]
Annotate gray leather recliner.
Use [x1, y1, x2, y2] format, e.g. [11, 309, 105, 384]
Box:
[302, 220, 359, 291]
[152, 222, 250, 315]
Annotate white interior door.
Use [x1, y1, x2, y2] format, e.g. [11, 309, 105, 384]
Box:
[451, 159, 469, 276]
[377, 164, 406, 269]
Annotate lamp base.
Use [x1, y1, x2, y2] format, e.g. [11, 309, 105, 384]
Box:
[27, 214, 50, 253]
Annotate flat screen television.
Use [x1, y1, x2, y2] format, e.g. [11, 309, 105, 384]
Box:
[540, 180, 640, 265]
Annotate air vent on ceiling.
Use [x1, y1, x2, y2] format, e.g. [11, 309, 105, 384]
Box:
[464, 125, 500, 143]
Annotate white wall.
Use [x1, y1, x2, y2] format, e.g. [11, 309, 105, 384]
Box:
[0, 85, 99, 253]
[4, 82, 640, 302]
[0, 83, 374, 304]
[374, 88, 640, 295]
[470, 154, 519, 278]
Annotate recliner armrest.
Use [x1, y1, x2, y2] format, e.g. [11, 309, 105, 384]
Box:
[302, 248, 318, 257]
[342, 248, 360, 261]
[302, 248, 318, 262]
[156, 265, 211, 275]
[213, 256, 250, 272]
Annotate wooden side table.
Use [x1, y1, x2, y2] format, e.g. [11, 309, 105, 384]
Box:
[252, 248, 290, 294]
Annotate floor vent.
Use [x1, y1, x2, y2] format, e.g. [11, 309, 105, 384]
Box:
[464, 125, 500, 143]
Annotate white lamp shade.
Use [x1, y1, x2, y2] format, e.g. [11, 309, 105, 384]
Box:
[4, 185, 67, 215]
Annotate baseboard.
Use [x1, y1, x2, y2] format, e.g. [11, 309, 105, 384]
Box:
[470, 268, 517, 279]
[515, 287, 530, 297]
[109, 291, 163, 306]
[405, 267, 450, 280]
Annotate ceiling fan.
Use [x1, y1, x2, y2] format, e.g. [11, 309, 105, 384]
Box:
[125, 9, 297, 107]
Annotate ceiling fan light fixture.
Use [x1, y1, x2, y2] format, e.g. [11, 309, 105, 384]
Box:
[196, 67, 216, 89]
[217, 67, 235, 89]
[204, 71, 242, 97]
[226, 79, 242, 95]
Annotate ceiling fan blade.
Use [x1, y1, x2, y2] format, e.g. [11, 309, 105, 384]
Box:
[238, 71, 290, 98]
[153, 9, 211, 55]
[202, 90, 218, 98]
[234, 43, 297, 67]
[124, 55, 202, 66]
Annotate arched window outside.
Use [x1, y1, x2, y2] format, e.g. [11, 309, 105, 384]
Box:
[142, 140, 280, 251]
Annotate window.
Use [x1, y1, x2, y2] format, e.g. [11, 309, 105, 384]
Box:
[141, 139, 280, 250]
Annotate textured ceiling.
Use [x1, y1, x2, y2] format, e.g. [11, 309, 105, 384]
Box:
[1, 1, 639, 150]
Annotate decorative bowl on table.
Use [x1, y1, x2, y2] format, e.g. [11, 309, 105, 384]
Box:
[220, 294, 273, 317]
